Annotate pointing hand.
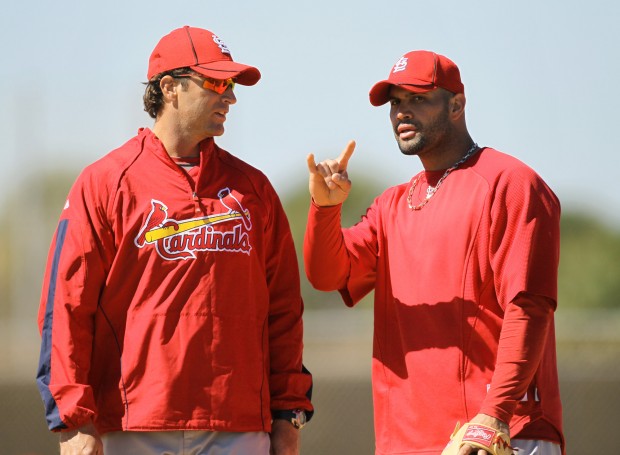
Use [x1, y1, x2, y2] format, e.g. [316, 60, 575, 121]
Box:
[307, 140, 356, 207]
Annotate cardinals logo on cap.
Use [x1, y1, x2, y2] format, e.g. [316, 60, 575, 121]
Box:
[392, 57, 408, 73]
[212, 35, 231, 54]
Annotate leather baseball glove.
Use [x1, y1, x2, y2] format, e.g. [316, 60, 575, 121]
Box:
[441, 422, 514, 455]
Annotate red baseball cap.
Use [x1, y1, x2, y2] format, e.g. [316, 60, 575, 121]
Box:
[369, 50, 464, 106]
[147, 26, 261, 85]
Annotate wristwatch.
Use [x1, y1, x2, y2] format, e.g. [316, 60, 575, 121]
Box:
[272, 409, 307, 429]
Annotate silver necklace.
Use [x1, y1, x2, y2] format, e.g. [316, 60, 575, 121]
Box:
[406, 143, 479, 211]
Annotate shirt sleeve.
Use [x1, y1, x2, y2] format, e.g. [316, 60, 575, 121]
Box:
[36, 170, 114, 431]
[480, 293, 555, 422]
[304, 198, 380, 306]
[489, 166, 561, 307]
[482, 165, 561, 422]
[264, 186, 313, 415]
[303, 201, 350, 291]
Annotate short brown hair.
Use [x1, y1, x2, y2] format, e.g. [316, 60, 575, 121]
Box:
[143, 68, 191, 119]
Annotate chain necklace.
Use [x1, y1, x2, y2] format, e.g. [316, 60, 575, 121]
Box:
[406, 143, 479, 211]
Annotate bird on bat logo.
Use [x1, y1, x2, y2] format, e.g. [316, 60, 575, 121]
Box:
[134, 200, 168, 247]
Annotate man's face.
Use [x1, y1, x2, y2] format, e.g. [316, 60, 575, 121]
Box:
[175, 74, 237, 139]
[388, 86, 453, 156]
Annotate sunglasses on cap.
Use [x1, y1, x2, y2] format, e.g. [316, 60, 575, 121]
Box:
[175, 73, 236, 94]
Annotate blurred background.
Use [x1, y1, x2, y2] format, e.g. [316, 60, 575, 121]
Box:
[1, 0, 619, 453]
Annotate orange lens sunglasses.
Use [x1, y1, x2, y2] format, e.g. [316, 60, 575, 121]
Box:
[175, 74, 236, 94]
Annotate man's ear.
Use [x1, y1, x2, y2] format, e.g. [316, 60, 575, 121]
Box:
[450, 93, 466, 120]
[159, 75, 179, 102]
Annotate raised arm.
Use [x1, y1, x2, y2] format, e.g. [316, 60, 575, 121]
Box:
[305, 140, 370, 296]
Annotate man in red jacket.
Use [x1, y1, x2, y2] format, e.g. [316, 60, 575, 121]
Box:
[37, 25, 313, 455]
[304, 50, 564, 454]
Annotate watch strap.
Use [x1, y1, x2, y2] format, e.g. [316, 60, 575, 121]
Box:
[272, 409, 307, 429]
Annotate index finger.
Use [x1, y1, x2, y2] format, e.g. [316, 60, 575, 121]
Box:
[337, 140, 356, 172]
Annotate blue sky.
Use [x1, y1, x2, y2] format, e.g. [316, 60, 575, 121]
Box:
[2, 0, 619, 225]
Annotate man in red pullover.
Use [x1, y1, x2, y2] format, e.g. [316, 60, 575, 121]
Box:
[37, 25, 313, 455]
[304, 50, 564, 454]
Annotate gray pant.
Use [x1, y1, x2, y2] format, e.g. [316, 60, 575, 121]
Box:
[512, 439, 562, 455]
[102, 430, 270, 455]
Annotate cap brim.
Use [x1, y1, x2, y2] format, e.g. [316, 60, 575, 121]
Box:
[191, 60, 261, 86]
[369, 80, 435, 106]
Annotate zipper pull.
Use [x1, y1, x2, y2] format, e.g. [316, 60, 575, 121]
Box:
[192, 192, 201, 213]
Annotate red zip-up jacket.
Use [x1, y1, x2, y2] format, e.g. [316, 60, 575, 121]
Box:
[37, 128, 313, 434]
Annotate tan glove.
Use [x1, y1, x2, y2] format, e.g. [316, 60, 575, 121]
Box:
[441, 422, 514, 455]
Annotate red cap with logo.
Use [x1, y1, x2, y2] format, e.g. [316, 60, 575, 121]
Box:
[369, 50, 463, 106]
[147, 26, 261, 85]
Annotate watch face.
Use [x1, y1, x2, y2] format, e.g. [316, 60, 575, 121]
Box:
[292, 410, 306, 429]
